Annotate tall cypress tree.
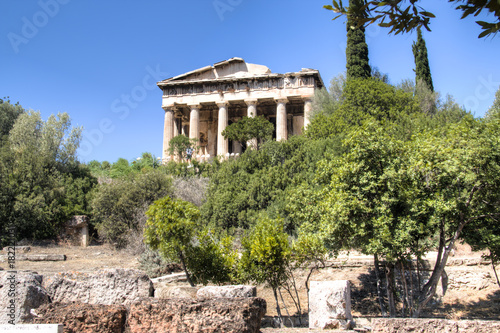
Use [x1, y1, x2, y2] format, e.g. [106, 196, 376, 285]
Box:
[346, 0, 371, 80]
[412, 27, 434, 92]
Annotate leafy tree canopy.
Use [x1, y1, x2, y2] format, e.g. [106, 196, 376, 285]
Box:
[168, 134, 198, 160]
[0, 110, 95, 244]
[144, 196, 200, 286]
[222, 115, 274, 150]
[324, 0, 500, 38]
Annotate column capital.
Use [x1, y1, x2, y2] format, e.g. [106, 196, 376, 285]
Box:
[216, 101, 229, 108]
[188, 104, 202, 110]
[244, 99, 258, 106]
[274, 97, 289, 104]
[301, 95, 314, 102]
[162, 105, 175, 111]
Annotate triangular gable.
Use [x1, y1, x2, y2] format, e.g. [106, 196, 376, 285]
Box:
[159, 57, 271, 84]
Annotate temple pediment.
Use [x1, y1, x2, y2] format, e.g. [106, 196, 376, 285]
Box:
[160, 57, 273, 84]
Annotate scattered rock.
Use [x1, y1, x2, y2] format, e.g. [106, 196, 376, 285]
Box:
[32, 302, 126, 333]
[309, 280, 353, 330]
[1, 246, 31, 253]
[127, 297, 266, 333]
[196, 285, 256, 300]
[43, 268, 153, 306]
[9, 254, 66, 262]
[0, 271, 49, 324]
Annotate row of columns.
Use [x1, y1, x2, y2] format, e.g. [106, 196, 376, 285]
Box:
[162, 97, 313, 161]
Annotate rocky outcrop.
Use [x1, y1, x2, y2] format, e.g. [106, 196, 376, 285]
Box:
[127, 297, 266, 333]
[32, 302, 126, 333]
[43, 269, 153, 306]
[308, 280, 353, 330]
[0, 271, 49, 324]
[196, 285, 256, 300]
[372, 318, 500, 333]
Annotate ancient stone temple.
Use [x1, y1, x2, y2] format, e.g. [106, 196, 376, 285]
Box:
[157, 57, 324, 161]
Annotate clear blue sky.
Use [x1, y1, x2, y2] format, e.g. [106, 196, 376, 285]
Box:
[1, 0, 499, 163]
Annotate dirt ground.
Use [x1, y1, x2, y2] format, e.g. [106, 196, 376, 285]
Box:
[1, 241, 499, 331]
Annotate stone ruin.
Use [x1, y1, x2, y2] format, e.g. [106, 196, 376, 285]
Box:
[0, 269, 266, 332]
[60, 215, 89, 247]
[309, 280, 354, 330]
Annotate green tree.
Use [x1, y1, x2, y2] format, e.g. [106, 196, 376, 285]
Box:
[346, 0, 371, 80]
[222, 116, 274, 150]
[110, 158, 132, 178]
[301, 118, 500, 317]
[407, 119, 500, 317]
[239, 216, 291, 327]
[1, 111, 93, 242]
[132, 152, 161, 172]
[412, 28, 434, 92]
[168, 134, 198, 160]
[91, 169, 173, 247]
[485, 86, 500, 120]
[186, 228, 239, 285]
[201, 135, 340, 233]
[0, 98, 24, 139]
[324, 0, 500, 38]
[305, 78, 419, 140]
[311, 73, 346, 118]
[144, 196, 201, 286]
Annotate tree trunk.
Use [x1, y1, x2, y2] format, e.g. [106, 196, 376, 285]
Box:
[273, 287, 284, 328]
[279, 288, 293, 328]
[178, 251, 195, 287]
[491, 255, 500, 288]
[385, 262, 396, 317]
[400, 260, 410, 316]
[374, 254, 387, 316]
[413, 216, 470, 317]
[441, 269, 448, 296]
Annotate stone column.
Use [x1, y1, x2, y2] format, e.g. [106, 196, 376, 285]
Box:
[189, 104, 200, 142]
[245, 99, 258, 118]
[173, 110, 181, 137]
[303, 96, 313, 129]
[162, 106, 174, 161]
[189, 105, 201, 161]
[275, 97, 288, 141]
[217, 101, 229, 158]
[245, 99, 258, 149]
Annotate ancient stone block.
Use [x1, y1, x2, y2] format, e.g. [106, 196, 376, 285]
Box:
[32, 302, 126, 333]
[127, 297, 266, 333]
[372, 318, 500, 333]
[155, 285, 198, 299]
[42, 269, 153, 306]
[196, 285, 256, 300]
[308, 280, 353, 330]
[0, 271, 50, 324]
[61, 215, 89, 247]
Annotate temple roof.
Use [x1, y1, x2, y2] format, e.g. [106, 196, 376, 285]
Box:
[157, 57, 324, 89]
